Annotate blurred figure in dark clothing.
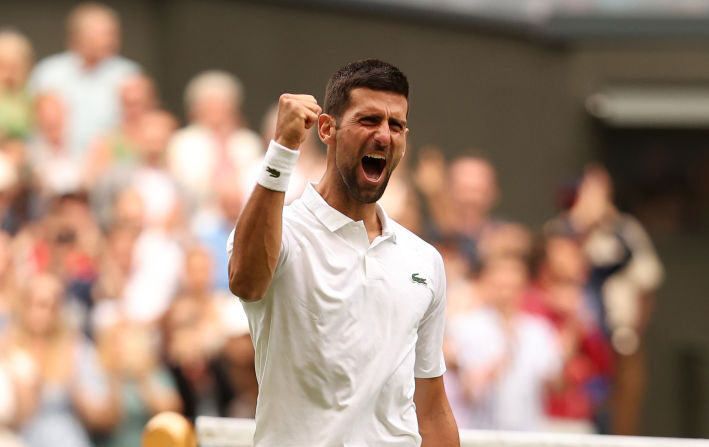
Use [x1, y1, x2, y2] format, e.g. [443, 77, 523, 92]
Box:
[545, 164, 663, 435]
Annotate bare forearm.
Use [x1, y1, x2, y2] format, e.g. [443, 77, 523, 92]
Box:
[415, 376, 460, 447]
[228, 184, 285, 301]
[419, 404, 460, 447]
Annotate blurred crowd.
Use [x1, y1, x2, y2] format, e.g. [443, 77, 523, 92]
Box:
[0, 3, 665, 446]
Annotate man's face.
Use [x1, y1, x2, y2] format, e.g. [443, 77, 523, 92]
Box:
[331, 88, 408, 203]
[72, 13, 119, 66]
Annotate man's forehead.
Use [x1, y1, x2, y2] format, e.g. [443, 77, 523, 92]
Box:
[347, 87, 408, 115]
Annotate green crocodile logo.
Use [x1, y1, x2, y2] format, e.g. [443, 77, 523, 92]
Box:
[266, 166, 281, 178]
[411, 273, 427, 285]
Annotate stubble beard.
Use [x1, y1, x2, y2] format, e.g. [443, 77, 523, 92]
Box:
[337, 157, 392, 204]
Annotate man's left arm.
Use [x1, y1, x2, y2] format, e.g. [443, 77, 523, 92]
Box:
[414, 376, 459, 447]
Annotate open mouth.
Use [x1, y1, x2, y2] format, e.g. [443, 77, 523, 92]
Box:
[361, 153, 386, 182]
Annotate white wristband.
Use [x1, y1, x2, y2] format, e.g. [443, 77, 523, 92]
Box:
[257, 140, 300, 192]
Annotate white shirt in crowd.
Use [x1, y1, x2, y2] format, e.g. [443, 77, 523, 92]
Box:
[29, 51, 140, 157]
[448, 307, 561, 431]
[168, 125, 263, 211]
[227, 183, 447, 447]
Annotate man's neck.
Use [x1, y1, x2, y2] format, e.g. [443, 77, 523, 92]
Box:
[315, 175, 382, 242]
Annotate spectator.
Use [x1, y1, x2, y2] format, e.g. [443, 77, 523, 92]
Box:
[94, 319, 181, 447]
[0, 29, 34, 141]
[415, 149, 502, 271]
[162, 292, 235, 421]
[128, 109, 182, 230]
[168, 70, 262, 213]
[5, 273, 118, 447]
[545, 164, 664, 435]
[109, 187, 184, 325]
[525, 233, 614, 431]
[28, 94, 81, 199]
[83, 74, 158, 187]
[191, 176, 243, 294]
[29, 2, 140, 158]
[447, 254, 562, 430]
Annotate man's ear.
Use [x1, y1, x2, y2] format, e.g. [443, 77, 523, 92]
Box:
[318, 114, 336, 145]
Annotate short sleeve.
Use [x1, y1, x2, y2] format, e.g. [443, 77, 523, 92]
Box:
[414, 248, 447, 378]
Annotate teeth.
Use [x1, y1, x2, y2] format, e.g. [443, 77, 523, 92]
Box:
[365, 154, 385, 160]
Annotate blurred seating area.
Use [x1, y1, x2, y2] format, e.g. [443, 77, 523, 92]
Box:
[0, 3, 669, 446]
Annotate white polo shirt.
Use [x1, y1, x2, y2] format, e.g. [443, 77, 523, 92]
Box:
[226, 183, 447, 447]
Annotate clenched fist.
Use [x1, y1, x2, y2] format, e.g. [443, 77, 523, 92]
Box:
[274, 94, 322, 151]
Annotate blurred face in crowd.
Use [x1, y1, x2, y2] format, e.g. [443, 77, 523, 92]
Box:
[69, 8, 120, 67]
[107, 226, 137, 273]
[34, 94, 65, 146]
[113, 188, 145, 230]
[323, 88, 408, 204]
[0, 33, 32, 91]
[120, 75, 157, 123]
[21, 275, 63, 337]
[183, 247, 212, 294]
[479, 256, 528, 312]
[450, 157, 498, 215]
[217, 178, 244, 224]
[543, 237, 588, 316]
[192, 94, 237, 133]
[137, 110, 177, 162]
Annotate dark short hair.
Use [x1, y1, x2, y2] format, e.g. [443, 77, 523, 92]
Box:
[323, 59, 409, 120]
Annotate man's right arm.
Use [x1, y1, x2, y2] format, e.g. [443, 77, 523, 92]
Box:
[228, 94, 321, 302]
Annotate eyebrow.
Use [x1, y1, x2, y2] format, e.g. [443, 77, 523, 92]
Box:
[356, 112, 407, 128]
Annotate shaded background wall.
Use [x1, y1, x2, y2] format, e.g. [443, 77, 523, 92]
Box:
[3, 0, 708, 437]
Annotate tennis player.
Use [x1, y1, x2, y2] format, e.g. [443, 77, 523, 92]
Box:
[227, 59, 459, 446]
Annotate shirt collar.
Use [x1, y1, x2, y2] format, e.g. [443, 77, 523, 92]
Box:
[302, 183, 398, 243]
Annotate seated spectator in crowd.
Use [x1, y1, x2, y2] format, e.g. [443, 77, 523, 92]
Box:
[128, 109, 182, 230]
[28, 94, 81, 201]
[105, 187, 183, 325]
[93, 319, 181, 447]
[159, 245, 259, 420]
[4, 273, 118, 447]
[11, 192, 102, 333]
[90, 223, 138, 333]
[191, 177, 243, 294]
[447, 254, 562, 430]
[29, 2, 140, 157]
[90, 109, 181, 231]
[545, 164, 664, 435]
[161, 291, 235, 421]
[415, 148, 502, 272]
[0, 29, 34, 141]
[168, 70, 262, 213]
[83, 74, 158, 187]
[525, 233, 614, 432]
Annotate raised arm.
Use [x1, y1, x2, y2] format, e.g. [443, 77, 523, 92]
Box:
[228, 94, 321, 302]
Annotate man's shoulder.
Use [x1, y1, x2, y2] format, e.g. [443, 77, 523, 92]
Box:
[35, 51, 73, 68]
[30, 52, 75, 87]
[105, 55, 141, 74]
[389, 219, 442, 262]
